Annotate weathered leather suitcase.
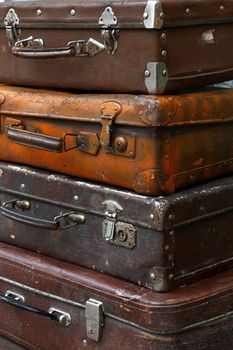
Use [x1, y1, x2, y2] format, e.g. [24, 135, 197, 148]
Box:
[0, 336, 26, 350]
[1, 162, 233, 292]
[0, 243, 232, 350]
[1, 0, 233, 94]
[2, 86, 233, 195]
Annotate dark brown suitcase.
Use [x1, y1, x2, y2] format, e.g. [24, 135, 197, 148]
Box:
[1, 0, 233, 94]
[0, 243, 232, 350]
[2, 86, 233, 195]
[0, 336, 26, 350]
[1, 162, 233, 292]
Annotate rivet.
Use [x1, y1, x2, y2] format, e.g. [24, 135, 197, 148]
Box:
[139, 111, 143, 116]
[150, 213, 155, 220]
[144, 69, 150, 77]
[82, 339, 88, 345]
[169, 230, 174, 236]
[150, 272, 156, 280]
[114, 106, 118, 111]
[168, 255, 173, 262]
[168, 214, 175, 222]
[37, 9, 42, 16]
[164, 154, 169, 160]
[165, 245, 170, 251]
[161, 33, 167, 40]
[70, 9, 76, 16]
[162, 69, 168, 77]
[219, 5, 224, 11]
[161, 50, 167, 57]
[160, 12, 164, 19]
[20, 184, 25, 190]
[169, 274, 174, 280]
[186, 8, 190, 15]
[143, 12, 148, 19]
[102, 104, 106, 110]
[74, 195, 79, 201]
[189, 175, 194, 181]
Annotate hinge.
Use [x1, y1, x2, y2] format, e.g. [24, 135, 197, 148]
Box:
[4, 8, 21, 47]
[144, 62, 169, 94]
[85, 299, 104, 342]
[99, 7, 119, 55]
[103, 200, 137, 249]
[100, 101, 122, 150]
[143, 0, 164, 29]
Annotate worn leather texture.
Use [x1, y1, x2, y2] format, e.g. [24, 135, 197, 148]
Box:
[0, 162, 233, 292]
[1, 86, 233, 194]
[0, 1, 233, 93]
[0, 243, 232, 350]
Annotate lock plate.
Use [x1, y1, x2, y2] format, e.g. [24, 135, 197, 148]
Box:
[85, 299, 104, 342]
[109, 221, 137, 249]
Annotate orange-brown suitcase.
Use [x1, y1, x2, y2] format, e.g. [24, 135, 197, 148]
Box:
[1, 85, 233, 195]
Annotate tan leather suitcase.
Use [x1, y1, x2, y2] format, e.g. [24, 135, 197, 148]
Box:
[0, 243, 232, 350]
[1, 0, 233, 94]
[1, 86, 233, 195]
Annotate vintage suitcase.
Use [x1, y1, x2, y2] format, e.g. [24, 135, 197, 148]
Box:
[1, 86, 233, 195]
[0, 162, 233, 292]
[0, 243, 232, 350]
[1, 0, 233, 94]
[0, 336, 26, 350]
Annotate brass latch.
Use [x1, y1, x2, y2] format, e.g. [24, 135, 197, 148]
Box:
[100, 101, 122, 150]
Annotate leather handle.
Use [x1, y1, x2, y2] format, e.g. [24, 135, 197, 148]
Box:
[12, 37, 105, 59]
[12, 46, 76, 59]
[0, 202, 60, 230]
[7, 125, 63, 152]
[0, 199, 86, 230]
[1, 292, 71, 327]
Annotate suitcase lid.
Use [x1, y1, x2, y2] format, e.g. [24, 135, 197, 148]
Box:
[1, 162, 233, 232]
[0, 242, 232, 334]
[1, 86, 233, 127]
[0, 0, 233, 30]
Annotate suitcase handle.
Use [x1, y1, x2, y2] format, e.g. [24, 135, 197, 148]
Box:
[0, 199, 86, 230]
[1, 291, 71, 327]
[12, 36, 105, 59]
[7, 125, 63, 152]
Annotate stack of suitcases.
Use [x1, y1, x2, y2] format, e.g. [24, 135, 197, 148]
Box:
[0, 0, 232, 349]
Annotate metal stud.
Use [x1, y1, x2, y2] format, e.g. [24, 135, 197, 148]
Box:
[150, 213, 155, 220]
[74, 195, 79, 201]
[219, 5, 225, 11]
[150, 272, 156, 280]
[144, 69, 150, 77]
[143, 12, 148, 19]
[20, 184, 26, 190]
[37, 9, 42, 16]
[161, 33, 167, 40]
[162, 69, 168, 77]
[186, 8, 190, 15]
[70, 9, 76, 16]
[161, 50, 167, 57]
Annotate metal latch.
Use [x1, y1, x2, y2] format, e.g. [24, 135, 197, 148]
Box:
[85, 299, 104, 342]
[99, 7, 119, 55]
[4, 8, 21, 47]
[103, 200, 123, 241]
[100, 101, 122, 150]
[103, 200, 137, 249]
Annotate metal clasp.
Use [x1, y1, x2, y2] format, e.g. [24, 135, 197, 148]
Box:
[68, 38, 105, 57]
[100, 101, 122, 150]
[99, 7, 119, 55]
[103, 200, 123, 241]
[85, 299, 104, 342]
[4, 8, 21, 47]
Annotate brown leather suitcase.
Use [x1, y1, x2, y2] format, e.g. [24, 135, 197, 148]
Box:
[1, 0, 233, 94]
[1, 86, 233, 195]
[0, 243, 232, 350]
[0, 336, 26, 350]
[1, 162, 233, 292]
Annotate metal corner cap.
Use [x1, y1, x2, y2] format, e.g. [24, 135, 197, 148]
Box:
[143, 0, 164, 29]
[144, 62, 169, 95]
